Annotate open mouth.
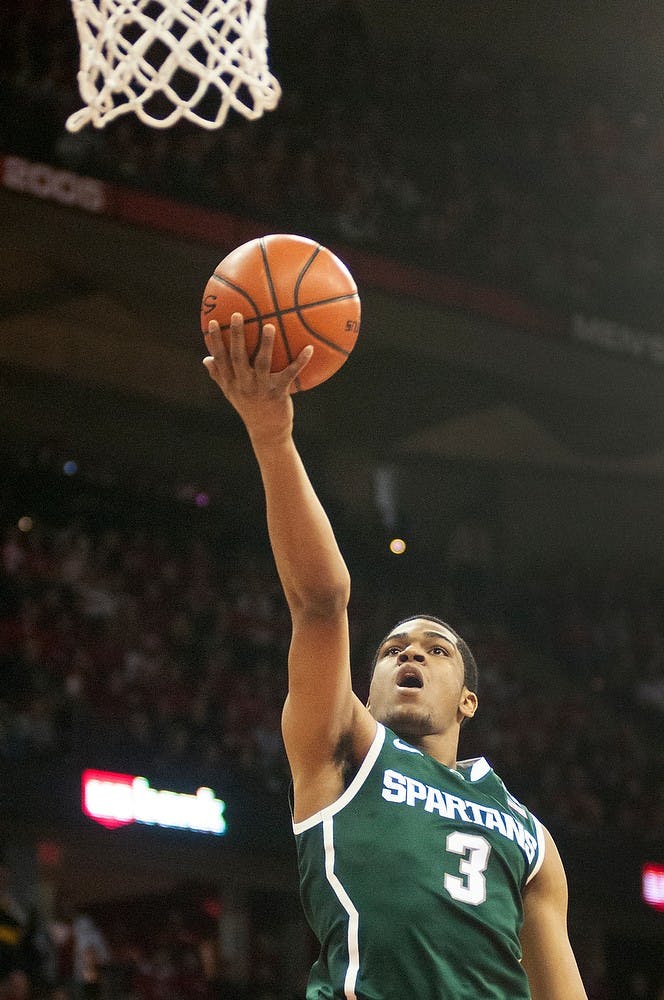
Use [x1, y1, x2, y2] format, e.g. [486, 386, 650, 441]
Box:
[396, 667, 424, 689]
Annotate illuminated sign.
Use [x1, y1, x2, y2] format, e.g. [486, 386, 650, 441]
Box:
[642, 863, 664, 912]
[82, 769, 226, 835]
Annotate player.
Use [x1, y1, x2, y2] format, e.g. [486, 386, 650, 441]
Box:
[203, 313, 588, 1000]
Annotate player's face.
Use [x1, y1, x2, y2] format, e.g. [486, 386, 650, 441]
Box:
[367, 618, 476, 739]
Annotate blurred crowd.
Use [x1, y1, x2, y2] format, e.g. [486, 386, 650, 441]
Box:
[1, 458, 663, 839]
[3, 2, 664, 326]
[0, 855, 300, 1000]
[0, 518, 292, 792]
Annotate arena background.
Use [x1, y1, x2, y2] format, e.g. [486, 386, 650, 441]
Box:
[0, 1, 663, 997]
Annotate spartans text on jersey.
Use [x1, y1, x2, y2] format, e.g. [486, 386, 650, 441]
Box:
[381, 767, 538, 864]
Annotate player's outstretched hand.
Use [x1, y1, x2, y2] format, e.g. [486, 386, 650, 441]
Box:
[203, 313, 312, 442]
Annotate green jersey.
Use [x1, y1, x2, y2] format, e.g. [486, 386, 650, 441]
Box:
[293, 723, 545, 999]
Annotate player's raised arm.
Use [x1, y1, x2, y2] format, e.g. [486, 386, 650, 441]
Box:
[204, 315, 374, 813]
[204, 313, 347, 614]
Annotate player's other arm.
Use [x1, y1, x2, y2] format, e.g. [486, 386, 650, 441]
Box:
[520, 826, 588, 1000]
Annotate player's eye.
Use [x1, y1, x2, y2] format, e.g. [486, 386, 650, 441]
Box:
[385, 645, 402, 656]
[431, 645, 449, 656]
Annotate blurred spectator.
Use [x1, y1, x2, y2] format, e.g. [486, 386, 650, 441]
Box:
[635, 655, 664, 714]
[70, 914, 109, 1000]
[0, 858, 27, 999]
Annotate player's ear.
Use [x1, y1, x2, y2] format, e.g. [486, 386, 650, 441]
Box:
[459, 689, 478, 721]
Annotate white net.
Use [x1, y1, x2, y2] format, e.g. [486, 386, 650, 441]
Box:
[66, 0, 281, 132]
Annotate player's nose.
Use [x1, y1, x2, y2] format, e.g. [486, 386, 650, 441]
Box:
[397, 648, 425, 663]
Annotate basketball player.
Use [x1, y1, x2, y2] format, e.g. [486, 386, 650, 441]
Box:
[203, 313, 588, 999]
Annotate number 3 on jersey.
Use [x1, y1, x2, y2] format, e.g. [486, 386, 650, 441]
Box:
[444, 832, 491, 906]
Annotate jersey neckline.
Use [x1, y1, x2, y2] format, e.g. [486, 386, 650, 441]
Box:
[386, 727, 492, 783]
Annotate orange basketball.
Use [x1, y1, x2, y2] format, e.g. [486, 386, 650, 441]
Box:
[200, 234, 361, 392]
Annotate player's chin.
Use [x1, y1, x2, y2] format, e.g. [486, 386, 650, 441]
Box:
[381, 706, 435, 738]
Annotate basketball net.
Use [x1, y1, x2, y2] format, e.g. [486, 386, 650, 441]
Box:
[66, 0, 281, 132]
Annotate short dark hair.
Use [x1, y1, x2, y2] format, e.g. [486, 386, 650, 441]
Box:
[369, 614, 479, 694]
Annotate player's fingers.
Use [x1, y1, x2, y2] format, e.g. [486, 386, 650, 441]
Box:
[254, 324, 276, 375]
[204, 319, 225, 358]
[203, 321, 232, 381]
[203, 356, 230, 393]
[202, 356, 219, 380]
[275, 344, 313, 391]
[228, 312, 248, 370]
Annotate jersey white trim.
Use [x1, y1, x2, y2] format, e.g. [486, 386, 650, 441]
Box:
[393, 737, 424, 755]
[323, 813, 359, 1000]
[292, 723, 385, 834]
[525, 815, 546, 884]
[464, 756, 491, 781]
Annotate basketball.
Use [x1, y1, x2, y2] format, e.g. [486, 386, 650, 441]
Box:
[200, 234, 361, 392]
